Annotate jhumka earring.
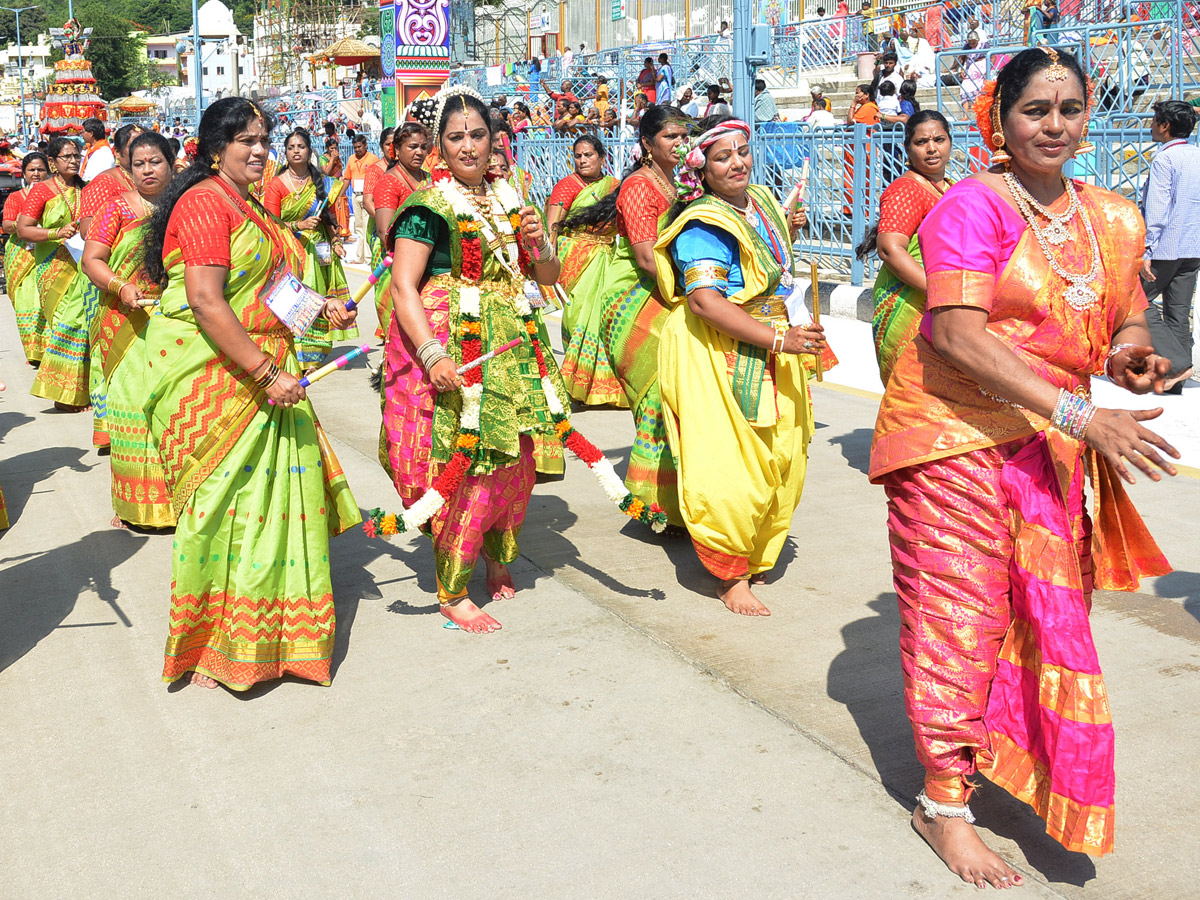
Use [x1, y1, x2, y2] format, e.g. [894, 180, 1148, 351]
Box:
[990, 85, 1012, 166]
[1075, 116, 1095, 155]
[210, 154, 220, 172]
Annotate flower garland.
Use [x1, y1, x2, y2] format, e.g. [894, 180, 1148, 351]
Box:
[364, 180, 669, 540]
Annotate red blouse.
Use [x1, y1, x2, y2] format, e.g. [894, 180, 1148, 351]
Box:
[261, 177, 291, 218]
[163, 188, 246, 268]
[21, 179, 76, 222]
[547, 174, 585, 212]
[363, 159, 387, 203]
[81, 168, 133, 220]
[373, 169, 415, 211]
[877, 176, 943, 238]
[89, 196, 139, 249]
[3, 188, 26, 223]
[616, 173, 673, 244]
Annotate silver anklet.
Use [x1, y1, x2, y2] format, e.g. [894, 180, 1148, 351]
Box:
[916, 789, 976, 824]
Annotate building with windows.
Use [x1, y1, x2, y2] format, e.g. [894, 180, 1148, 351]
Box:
[143, 32, 182, 84]
[0, 32, 54, 133]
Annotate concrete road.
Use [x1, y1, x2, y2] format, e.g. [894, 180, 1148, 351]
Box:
[1, 269, 1197, 900]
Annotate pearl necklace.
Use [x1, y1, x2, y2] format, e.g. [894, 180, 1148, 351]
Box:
[1005, 173, 1100, 311]
[717, 194, 761, 228]
[1003, 171, 1077, 246]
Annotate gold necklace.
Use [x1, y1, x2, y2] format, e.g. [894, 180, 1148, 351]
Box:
[643, 164, 676, 200]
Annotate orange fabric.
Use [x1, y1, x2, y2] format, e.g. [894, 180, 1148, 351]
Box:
[363, 159, 386, 203]
[81, 168, 133, 219]
[692, 538, 750, 580]
[89, 195, 137, 247]
[852, 102, 880, 124]
[343, 151, 379, 184]
[3, 187, 25, 223]
[548, 173, 585, 211]
[616, 172, 673, 244]
[162, 189, 246, 268]
[21, 179, 74, 221]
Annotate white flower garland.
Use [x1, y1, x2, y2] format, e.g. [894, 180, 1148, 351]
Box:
[437, 178, 523, 278]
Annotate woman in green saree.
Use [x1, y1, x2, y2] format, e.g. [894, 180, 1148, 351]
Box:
[857, 111, 953, 385]
[19, 136, 88, 410]
[81, 131, 176, 530]
[263, 127, 358, 368]
[142, 98, 360, 691]
[2, 152, 50, 366]
[548, 134, 624, 407]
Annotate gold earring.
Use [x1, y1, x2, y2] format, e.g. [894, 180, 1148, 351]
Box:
[1075, 118, 1094, 156]
[211, 155, 220, 172]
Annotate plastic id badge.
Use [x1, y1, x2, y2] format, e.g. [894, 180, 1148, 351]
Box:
[262, 267, 326, 337]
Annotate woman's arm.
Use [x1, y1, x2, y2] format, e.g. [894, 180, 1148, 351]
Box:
[630, 240, 658, 277]
[1105, 310, 1172, 394]
[16, 213, 72, 243]
[519, 205, 562, 286]
[81, 240, 141, 310]
[876, 232, 925, 290]
[186, 265, 306, 405]
[687, 288, 826, 354]
[374, 206, 396, 244]
[2, 217, 15, 236]
[930, 306, 1178, 483]
[545, 201, 567, 239]
[389, 237, 460, 392]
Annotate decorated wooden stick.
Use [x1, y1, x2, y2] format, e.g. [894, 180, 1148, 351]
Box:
[345, 254, 393, 311]
[810, 258, 823, 382]
[785, 157, 810, 215]
[268, 342, 372, 404]
[426, 336, 524, 392]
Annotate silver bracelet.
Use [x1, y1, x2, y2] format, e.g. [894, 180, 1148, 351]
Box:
[1104, 342, 1137, 379]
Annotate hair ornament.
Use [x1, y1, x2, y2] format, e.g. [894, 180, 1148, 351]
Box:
[673, 119, 751, 203]
[1042, 48, 1069, 82]
[431, 84, 486, 139]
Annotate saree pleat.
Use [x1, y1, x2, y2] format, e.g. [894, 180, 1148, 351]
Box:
[558, 175, 626, 407]
[4, 224, 45, 363]
[277, 180, 359, 366]
[30, 188, 89, 406]
[146, 187, 359, 690]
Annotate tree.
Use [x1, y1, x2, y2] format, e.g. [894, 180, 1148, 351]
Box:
[77, 8, 150, 98]
[0, 6, 49, 48]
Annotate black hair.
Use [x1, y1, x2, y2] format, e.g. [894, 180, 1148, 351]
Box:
[323, 121, 336, 136]
[900, 79, 920, 112]
[530, 57, 541, 72]
[489, 110, 515, 143]
[513, 101, 530, 115]
[573, 133, 606, 158]
[644, 57, 654, 65]
[857, 110, 952, 259]
[1153, 99, 1197, 138]
[817, 6, 826, 13]
[878, 80, 897, 96]
[352, 133, 368, 145]
[882, 51, 898, 63]
[393, 121, 430, 171]
[755, 78, 766, 91]
[167, 137, 181, 157]
[995, 47, 1088, 125]
[437, 92, 494, 152]
[81, 118, 106, 140]
[658, 53, 669, 63]
[562, 104, 687, 231]
[46, 136, 85, 188]
[113, 123, 143, 156]
[282, 128, 336, 232]
[145, 98, 276, 286]
[20, 151, 48, 177]
[857, 83, 876, 101]
[378, 125, 395, 156]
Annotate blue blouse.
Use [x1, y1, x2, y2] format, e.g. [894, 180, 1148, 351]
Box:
[671, 215, 787, 298]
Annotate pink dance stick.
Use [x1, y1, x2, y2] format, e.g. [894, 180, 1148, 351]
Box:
[268, 342, 372, 404]
[344, 254, 393, 311]
[426, 336, 524, 392]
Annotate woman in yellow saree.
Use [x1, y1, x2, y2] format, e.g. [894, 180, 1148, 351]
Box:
[262, 127, 357, 368]
[654, 118, 827, 617]
[549, 135, 624, 407]
[141, 98, 360, 691]
[18, 136, 87, 410]
[2, 152, 50, 366]
[81, 131, 176, 530]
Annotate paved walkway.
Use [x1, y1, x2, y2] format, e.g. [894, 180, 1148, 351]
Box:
[1, 273, 1197, 899]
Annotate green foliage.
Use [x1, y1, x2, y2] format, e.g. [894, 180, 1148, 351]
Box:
[78, 7, 152, 98]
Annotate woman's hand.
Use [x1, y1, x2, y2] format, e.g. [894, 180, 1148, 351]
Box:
[789, 207, 808, 236]
[429, 357, 462, 393]
[58, 222, 78, 240]
[116, 282, 143, 311]
[1109, 343, 1171, 394]
[519, 205, 545, 246]
[297, 215, 321, 231]
[324, 295, 357, 330]
[264, 369, 306, 407]
[1084, 407, 1180, 484]
[333, 242, 346, 258]
[782, 323, 827, 355]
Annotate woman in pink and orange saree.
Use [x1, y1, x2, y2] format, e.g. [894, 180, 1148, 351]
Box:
[870, 48, 1180, 888]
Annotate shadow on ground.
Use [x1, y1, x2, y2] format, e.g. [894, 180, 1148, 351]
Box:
[1154, 569, 1200, 623]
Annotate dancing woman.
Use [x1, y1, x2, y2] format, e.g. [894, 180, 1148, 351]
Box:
[548, 135, 623, 406]
[654, 118, 825, 616]
[378, 86, 567, 634]
[870, 48, 1178, 885]
[856, 110, 953, 384]
[262, 127, 357, 367]
[142, 98, 360, 691]
[3, 152, 49, 366]
[572, 105, 689, 521]
[371, 122, 430, 337]
[19, 136, 86, 410]
[80, 131, 176, 530]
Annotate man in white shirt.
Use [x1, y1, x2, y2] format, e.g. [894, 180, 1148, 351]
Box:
[676, 86, 700, 118]
[79, 118, 114, 182]
[561, 45, 574, 73]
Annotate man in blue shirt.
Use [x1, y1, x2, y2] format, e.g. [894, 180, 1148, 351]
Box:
[1141, 100, 1200, 391]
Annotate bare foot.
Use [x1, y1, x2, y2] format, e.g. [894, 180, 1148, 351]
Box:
[911, 807, 1024, 889]
[189, 671, 219, 689]
[483, 554, 516, 601]
[441, 598, 503, 633]
[750, 572, 768, 585]
[111, 515, 128, 530]
[719, 579, 771, 616]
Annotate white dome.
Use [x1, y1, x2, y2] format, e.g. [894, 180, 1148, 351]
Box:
[198, 0, 240, 37]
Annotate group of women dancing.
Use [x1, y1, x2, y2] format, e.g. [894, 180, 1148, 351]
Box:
[0, 47, 1186, 889]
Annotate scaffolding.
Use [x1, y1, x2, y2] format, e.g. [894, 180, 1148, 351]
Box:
[254, 0, 374, 92]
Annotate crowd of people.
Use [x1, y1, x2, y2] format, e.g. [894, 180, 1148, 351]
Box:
[0, 43, 1194, 893]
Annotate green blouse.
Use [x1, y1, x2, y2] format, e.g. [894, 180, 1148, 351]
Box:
[393, 205, 453, 277]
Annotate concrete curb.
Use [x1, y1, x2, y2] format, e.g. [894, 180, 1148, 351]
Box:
[802, 279, 874, 325]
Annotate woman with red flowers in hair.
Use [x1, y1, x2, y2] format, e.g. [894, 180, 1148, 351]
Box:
[871, 48, 1178, 886]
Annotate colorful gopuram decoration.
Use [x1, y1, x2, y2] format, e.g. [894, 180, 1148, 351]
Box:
[41, 18, 106, 135]
[380, 0, 450, 127]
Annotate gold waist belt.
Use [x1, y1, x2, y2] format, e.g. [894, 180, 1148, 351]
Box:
[741, 296, 788, 323]
[565, 231, 616, 247]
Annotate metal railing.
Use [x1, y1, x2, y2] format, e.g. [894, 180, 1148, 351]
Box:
[515, 119, 1187, 285]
